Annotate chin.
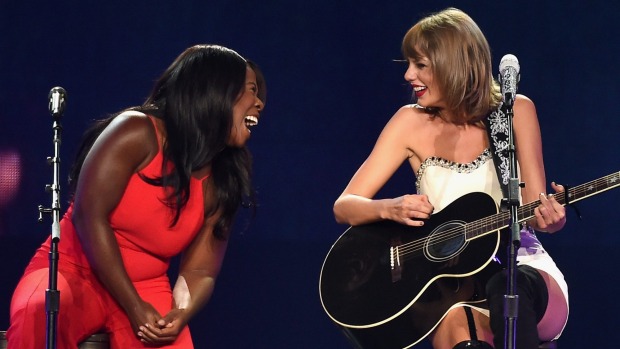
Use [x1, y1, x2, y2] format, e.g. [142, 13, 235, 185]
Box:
[226, 139, 249, 148]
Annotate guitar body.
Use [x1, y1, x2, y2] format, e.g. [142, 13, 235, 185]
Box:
[319, 192, 503, 348]
[320, 171, 620, 348]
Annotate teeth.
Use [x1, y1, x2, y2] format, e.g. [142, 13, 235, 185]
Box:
[413, 86, 426, 92]
[244, 115, 258, 127]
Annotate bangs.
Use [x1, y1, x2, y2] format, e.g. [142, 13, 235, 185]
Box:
[400, 8, 502, 122]
[402, 25, 428, 61]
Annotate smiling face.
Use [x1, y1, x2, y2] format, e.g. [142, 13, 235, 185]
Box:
[228, 67, 264, 147]
[404, 55, 444, 109]
[401, 8, 502, 122]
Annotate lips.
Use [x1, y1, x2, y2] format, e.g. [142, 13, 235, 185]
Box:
[413, 86, 427, 98]
[244, 115, 258, 128]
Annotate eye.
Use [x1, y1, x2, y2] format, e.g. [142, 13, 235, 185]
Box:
[407, 59, 427, 70]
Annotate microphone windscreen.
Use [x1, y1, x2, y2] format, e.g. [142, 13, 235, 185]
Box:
[499, 54, 520, 74]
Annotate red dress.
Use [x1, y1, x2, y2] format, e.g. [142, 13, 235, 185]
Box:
[8, 116, 208, 348]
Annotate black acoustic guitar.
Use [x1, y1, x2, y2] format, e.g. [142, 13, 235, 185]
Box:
[319, 171, 620, 349]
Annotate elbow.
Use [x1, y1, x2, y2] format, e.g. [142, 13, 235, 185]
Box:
[334, 205, 361, 226]
[334, 213, 348, 225]
[333, 208, 344, 225]
[334, 195, 374, 226]
[333, 200, 349, 225]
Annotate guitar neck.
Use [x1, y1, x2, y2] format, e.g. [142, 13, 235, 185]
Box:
[519, 171, 620, 222]
[467, 171, 620, 238]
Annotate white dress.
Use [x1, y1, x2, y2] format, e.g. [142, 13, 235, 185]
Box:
[415, 149, 569, 339]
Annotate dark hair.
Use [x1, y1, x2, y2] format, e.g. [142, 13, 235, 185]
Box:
[69, 44, 259, 239]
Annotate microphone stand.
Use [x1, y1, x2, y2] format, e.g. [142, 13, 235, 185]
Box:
[38, 87, 67, 349]
[502, 93, 522, 349]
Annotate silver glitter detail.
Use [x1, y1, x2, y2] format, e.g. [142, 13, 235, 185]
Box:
[416, 149, 493, 193]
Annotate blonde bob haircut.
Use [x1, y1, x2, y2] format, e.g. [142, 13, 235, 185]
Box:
[402, 8, 502, 123]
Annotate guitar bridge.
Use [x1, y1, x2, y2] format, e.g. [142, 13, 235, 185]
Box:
[390, 244, 402, 282]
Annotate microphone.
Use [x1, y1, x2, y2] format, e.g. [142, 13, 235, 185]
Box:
[499, 54, 520, 107]
[48, 86, 67, 117]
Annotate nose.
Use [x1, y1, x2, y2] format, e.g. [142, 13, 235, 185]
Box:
[255, 97, 264, 112]
[404, 62, 416, 82]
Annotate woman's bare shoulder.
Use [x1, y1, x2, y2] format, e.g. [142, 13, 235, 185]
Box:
[388, 104, 431, 126]
[103, 111, 156, 142]
[91, 111, 159, 170]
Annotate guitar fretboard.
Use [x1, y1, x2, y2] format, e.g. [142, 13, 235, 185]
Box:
[467, 171, 620, 239]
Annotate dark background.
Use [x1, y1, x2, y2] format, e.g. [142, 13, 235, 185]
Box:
[1, 1, 619, 348]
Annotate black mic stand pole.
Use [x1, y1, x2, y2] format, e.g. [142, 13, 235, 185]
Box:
[38, 86, 67, 349]
[502, 92, 522, 349]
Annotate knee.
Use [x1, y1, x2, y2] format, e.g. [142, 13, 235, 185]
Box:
[485, 266, 545, 300]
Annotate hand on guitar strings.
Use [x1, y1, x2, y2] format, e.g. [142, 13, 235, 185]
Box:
[532, 182, 566, 233]
[388, 194, 434, 227]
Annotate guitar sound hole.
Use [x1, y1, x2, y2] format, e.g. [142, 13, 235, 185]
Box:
[425, 221, 467, 261]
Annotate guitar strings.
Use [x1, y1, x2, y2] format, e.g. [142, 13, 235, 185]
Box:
[394, 198, 543, 258]
[394, 174, 616, 260]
